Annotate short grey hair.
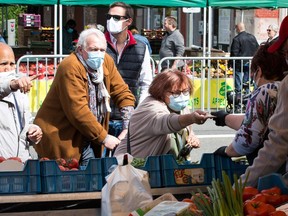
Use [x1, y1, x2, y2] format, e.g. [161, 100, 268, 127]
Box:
[268, 24, 279, 33]
[76, 28, 107, 50]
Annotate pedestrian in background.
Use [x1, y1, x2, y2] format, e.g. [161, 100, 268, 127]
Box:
[229, 22, 259, 93]
[159, 16, 185, 72]
[105, 1, 152, 144]
[0, 43, 42, 162]
[129, 25, 152, 55]
[62, 19, 79, 54]
[266, 24, 279, 43]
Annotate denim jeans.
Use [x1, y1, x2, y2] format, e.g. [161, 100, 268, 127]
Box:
[79, 144, 95, 167]
[235, 64, 249, 93]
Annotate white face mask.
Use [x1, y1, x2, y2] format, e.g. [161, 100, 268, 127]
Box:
[107, 18, 127, 34]
[0, 70, 16, 78]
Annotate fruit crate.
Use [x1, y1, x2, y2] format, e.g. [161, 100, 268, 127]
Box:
[214, 155, 248, 183]
[101, 156, 162, 188]
[258, 173, 288, 194]
[40, 159, 102, 193]
[160, 153, 215, 187]
[0, 160, 41, 194]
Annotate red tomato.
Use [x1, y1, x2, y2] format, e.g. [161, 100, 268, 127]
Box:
[243, 186, 259, 202]
[56, 158, 67, 167]
[268, 211, 286, 216]
[244, 200, 269, 216]
[244, 200, 268, 216]
[7, 157, 22, 163]
[265, 204, 276, 214]
[67, 158, 79, 169]
[0, 156, 6, 163]
[40, 157, 50, 161]
[58, 165, 66, 171]
[262, 193, 282, 207]
[251, 194, 267, 203]
[280, 194, 288, 203]
[261, 187, 282, 195]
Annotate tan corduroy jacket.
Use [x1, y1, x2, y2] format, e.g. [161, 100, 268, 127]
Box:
[34, 53, 135, 160]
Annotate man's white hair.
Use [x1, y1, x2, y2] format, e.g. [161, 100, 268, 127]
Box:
[76, 28, 107, 50]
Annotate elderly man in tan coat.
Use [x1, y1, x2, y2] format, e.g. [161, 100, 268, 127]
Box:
[34, 28, 135, 165]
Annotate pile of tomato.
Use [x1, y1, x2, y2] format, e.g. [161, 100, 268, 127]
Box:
[243, 186, 288, 216]
[40, 157, 79, 171]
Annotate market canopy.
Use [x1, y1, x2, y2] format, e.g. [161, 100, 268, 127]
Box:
[0, 0, 57, 5]
[208, 0, 288, 9]
[59, 0, 206, 7]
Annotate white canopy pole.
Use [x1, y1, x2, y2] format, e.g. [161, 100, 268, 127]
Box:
[201, 7, 207, 111]
[59, 4, 63, 55]
[54, 4, 58, 55]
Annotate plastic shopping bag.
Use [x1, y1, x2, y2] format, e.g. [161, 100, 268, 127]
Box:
[101, 153, 153, 216]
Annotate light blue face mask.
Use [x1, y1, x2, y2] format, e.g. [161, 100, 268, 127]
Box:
[67, 28, 74, 33]
[85, 50, 105, 70]
[168, 93, 190, 112]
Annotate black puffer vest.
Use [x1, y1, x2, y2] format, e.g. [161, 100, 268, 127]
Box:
[106, 32, 146, 119]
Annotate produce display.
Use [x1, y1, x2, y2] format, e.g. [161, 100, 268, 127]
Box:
[40, 157, 79, 171]
[182, 59, 234, 78]
[18, 62, 58, 79]
[179, 172, 288, 216]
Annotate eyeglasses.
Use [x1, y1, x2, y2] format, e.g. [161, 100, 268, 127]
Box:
[169, 90, 190, 98]
[106, 14, 128, 22]
[267, 29, 271, 32]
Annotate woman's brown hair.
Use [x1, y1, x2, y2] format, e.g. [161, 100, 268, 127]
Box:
[149, 69, 193, 102]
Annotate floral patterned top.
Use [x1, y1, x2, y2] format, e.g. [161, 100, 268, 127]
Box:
[232, 82, 280, 157]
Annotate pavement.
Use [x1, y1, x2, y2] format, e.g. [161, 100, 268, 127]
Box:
[189, 118, 235, 162]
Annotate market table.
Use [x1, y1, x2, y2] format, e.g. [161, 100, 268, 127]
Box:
[0, 186, 208, 215]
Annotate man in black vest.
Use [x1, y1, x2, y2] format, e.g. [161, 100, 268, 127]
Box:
[104, 2, 152, 155]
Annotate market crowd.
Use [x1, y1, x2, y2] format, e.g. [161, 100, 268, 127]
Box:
[1, 1, 288, 188]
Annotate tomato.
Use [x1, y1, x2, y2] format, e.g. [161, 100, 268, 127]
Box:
[262, 193, 282, 207]
[268, 211, 286, 216]
[251, 194, 267, 203]
[56, 158, 67, 167]
[0, 156, 6, 163]
[265, 204, 276, 214]
[261, 187, 281, 195]
[40, 157, 50, 161]
[280, 194, 288, 203]
[243, 186, 259, 202]
[244, 200, 268, 216]
[67, 158, 79, 169]
[182, 198, 193, 203]
[58, 165, 66, 171]
[7, 157, 22, 163]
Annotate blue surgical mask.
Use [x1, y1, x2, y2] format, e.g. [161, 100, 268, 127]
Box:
[85, 50, 105, 70]
[168, 93, 190, 112]
[67, 28, 73, 33]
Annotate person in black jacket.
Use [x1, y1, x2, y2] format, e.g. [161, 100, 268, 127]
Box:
[230, 22, 259, 93]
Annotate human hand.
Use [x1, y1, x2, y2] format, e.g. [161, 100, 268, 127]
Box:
[192, 110, 214, 124]
[213, 146, 229, 157]
[186, 135, 200, 148]
[117, 129, 127, 141]
[211, 110, 229, 126]
[27, 125, 42, 144]
[103, 135, 121, 150]
[10, 75, 38, 93]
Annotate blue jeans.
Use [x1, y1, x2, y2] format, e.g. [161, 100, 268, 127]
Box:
[79, 144, 95, 167]
[235, 64, 249, 93]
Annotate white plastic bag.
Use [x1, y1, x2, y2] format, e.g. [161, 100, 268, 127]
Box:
[101, 153, 153, 216]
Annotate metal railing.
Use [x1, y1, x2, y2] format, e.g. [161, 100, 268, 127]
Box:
[16, 54, 253, 114]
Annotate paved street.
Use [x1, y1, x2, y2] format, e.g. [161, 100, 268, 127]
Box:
[189, 118, 235, 162]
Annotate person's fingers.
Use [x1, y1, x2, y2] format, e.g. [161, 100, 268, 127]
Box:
[29, 74, 39, 81]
